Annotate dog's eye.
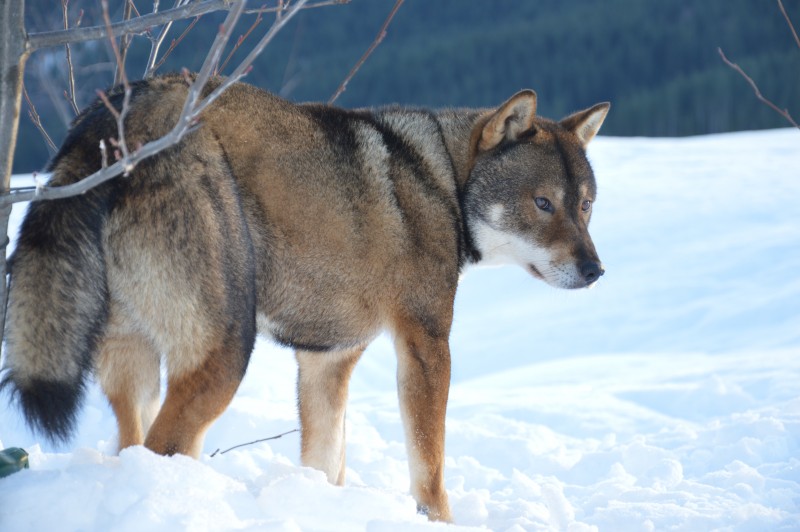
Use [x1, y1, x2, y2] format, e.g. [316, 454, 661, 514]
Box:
[534, 197, 553, 212]
[581, 200, 592, 212]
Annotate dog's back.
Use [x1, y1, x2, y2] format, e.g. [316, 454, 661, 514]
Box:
[201, 85, 471, 349]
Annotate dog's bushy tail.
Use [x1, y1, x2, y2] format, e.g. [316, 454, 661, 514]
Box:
[1, 172, 118, 443]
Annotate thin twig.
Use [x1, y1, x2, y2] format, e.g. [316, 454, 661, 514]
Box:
[62, 0, 81, 115]
[210, 429, 300, 457]
[778, 0, 800, 50]
[22, 86, 58, 153]
[718, 47, 800, 129]
[217, 7, 265, 75]
[145, 0, 192, 79]
[329, 0, 403, 104]
[100, 0, 133, 168]
[244, 0, 349, 15]
[127, 0, 143, 18]
[114, 0, 135, 86]
[2, 0, 309, 208]
[191, 0, 310, 119]
[28, 0, 348, 51]
[185, 0, 248, 110]
[99, 139, 108, 169]
[151, 15, 201, 74]
[100, 0, 130, 88]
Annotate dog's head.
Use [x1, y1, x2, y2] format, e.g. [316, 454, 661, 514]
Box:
[464, 90, 609, 289]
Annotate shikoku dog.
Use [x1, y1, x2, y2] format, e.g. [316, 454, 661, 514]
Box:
[1, 74, 608, 521]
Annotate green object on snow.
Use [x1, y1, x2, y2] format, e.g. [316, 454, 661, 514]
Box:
[0, 447, 29, 478]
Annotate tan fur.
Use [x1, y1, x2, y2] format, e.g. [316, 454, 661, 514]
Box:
[393, 316, 453, 521]
[296, 348, 363, 485]
[96, 306, 160, 450]
[479, 90, 538, 151]
[560, 102, 610, 147]
[2, 75, 609, 522]
[144, 348, 244, 458]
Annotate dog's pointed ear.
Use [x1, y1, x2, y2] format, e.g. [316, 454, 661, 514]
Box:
[478, 90, 537, 151]
[560, 102, 610, 147]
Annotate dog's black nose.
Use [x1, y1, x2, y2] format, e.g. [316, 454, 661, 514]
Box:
[580, 261, 604, 284]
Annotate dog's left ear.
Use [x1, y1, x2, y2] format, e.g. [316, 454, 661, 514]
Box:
[560, 102, 610, 147]
[479, 90, 537, 151]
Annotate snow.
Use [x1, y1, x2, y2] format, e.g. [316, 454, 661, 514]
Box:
[1, 129, 799, 531]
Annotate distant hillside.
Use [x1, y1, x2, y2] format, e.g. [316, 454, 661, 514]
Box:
[15, 0, 799, 172]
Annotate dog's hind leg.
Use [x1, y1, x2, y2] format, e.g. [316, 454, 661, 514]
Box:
[144, 343, 247, 458]
[296, 347, 363, 485]
[96, 305, 161, 451]
[101, 129, 256, 459]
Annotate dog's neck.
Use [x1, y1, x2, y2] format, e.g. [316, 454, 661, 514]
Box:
[434, 108, 492, 190]
[433, 109, 489, 266]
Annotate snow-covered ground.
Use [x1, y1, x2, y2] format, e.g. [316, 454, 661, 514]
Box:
[1, 129, 798, 531]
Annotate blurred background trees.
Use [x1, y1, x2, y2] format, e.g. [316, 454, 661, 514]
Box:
[16, 0, 799, 172]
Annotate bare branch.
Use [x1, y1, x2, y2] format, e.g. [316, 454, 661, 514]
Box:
[62, 0, 81, 115]
[29, 0, 226, 50]
[209, 429, 299, 457]
[244, 0, 352, 15]
[127, 0, 143, 18]
[329, 0, 403, 104]
[100, 0, 133, 167]
[218, 7, 265, 76]
[718, 47, 800, 130]
[2, 0, 310, 208]
[778, 0, 800, 50]
[28, 0, 348, 51]
[144, 0, 192, 79]
[113, 0, 135, 86]
[143, 2, 166, 77]
[151, 15, 201, 74]
[22, 86, 58, 153]
[192, 0, 310, 118]
[187, 0, 248, 108]
[244, 0, 350, 15]
[717, 2, 799, 131]
[99, 139, 108, 169]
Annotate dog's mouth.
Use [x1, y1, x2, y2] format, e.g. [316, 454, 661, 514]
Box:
[527, 264, 544, 280]
[527, 262, 600, 289]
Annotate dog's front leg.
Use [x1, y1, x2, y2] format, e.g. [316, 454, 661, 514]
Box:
[394, 322, 453, 522]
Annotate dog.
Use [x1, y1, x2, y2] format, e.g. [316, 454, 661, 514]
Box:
[1, 73, 608, 521]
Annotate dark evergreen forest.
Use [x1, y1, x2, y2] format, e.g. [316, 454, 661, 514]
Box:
[15, 0, 800, 172]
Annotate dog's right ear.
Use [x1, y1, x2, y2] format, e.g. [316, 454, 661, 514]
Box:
[478, 90, 537, 151]
[560, 102, 610, 148]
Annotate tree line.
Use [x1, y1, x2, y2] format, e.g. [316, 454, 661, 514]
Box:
[16, 0, 799, 172]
